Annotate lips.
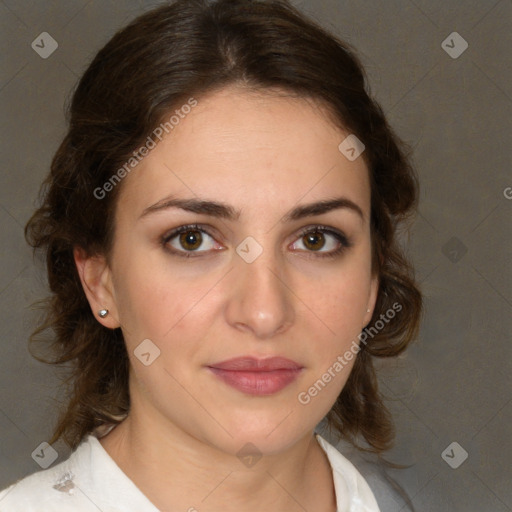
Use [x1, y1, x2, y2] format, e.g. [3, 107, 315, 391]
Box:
[207, 357, 303, 395]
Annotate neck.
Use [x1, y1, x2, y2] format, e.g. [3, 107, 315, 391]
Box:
[99, 401, 336, 511]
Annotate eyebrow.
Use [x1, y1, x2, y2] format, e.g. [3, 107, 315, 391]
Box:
[139, 196, 364, 222]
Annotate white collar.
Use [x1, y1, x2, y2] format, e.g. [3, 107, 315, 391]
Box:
[1, 432, 379, 511]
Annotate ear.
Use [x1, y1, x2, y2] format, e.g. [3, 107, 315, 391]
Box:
[73, 247, 120, 329]
[363, 274, 379, 326]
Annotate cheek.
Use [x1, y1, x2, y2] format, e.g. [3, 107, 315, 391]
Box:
[303, 261, 372, 336]
[297, 255, 372, 393]
[112, 250, 223, 351]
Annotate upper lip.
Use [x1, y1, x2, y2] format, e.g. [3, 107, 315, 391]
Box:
[208, 357, 303, 372]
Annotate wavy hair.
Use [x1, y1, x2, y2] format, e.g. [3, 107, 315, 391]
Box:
[26, 0, 422, 451]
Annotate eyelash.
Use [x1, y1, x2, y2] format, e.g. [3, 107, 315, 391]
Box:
[161, 223, 351, 259]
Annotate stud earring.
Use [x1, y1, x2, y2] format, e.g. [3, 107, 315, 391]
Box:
[98, 309, 109, 318]
[366, 309, 370, 313]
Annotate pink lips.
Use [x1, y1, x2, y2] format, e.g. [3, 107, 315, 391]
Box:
[207, 357, 303, 396]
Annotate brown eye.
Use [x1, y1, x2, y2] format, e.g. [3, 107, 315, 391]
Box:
[179, 230, 203, 251]
[164, 226, 220, 256]
[302, 231, 326, 251]
[290, 226, 349, 258]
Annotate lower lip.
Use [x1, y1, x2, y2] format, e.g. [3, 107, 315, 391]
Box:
[208, 368, 302, 395]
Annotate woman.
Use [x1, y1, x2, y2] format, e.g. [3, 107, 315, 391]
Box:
[0, 0, 421, 510]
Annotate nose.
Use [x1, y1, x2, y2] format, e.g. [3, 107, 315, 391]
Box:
[224, 246, 295, 339]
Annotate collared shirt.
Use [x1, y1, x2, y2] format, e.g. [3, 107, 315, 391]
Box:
[0, 433, 380, 511]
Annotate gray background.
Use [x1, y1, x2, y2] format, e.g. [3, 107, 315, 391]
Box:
[0, 0, 510, 511]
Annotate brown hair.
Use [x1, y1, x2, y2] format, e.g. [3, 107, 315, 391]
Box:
[26, 0, 422, 452]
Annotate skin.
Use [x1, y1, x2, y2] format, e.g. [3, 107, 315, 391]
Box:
[75, 86, 378, 512]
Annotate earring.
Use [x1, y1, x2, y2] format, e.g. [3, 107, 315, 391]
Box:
[98, 309, 109, 318]
[366, 309, 370, 313]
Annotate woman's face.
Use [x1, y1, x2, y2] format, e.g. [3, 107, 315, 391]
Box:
[95, 87, 377, 455]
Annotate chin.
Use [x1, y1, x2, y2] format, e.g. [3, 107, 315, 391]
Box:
[199, 412, 316, 457]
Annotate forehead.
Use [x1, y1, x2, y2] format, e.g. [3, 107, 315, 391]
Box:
[116, 87, 370, 219]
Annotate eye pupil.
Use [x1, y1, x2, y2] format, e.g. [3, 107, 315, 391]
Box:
[304, 232, 325, 251]
[179, 230, 202, 250]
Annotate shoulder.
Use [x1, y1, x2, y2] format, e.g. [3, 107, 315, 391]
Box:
[0, 435, 158, 512]
[0, 436, 100, 512]
[315, 434, 381, 512]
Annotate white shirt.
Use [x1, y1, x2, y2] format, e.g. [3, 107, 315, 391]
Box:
[0, 434, 380, 511]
